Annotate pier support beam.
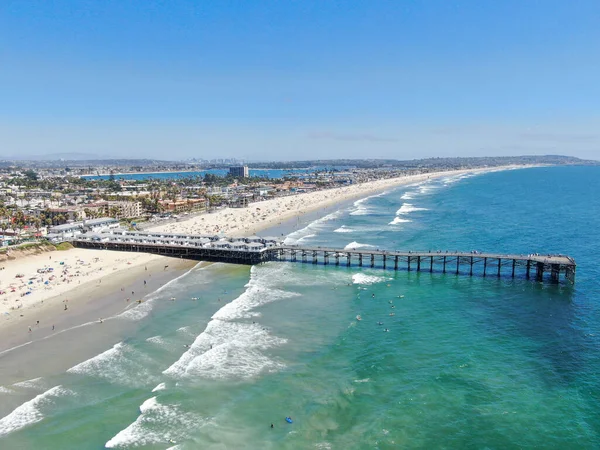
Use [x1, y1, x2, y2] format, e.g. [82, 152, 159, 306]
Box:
[443, 256, 447, 273]
[394, 256, 398, 271]
[551, 264, 560, 283]
[408, 256, 411, 271]
[483, 258, 487, 277]
[359, 254, 363, 267]
[536, 262, 544, 281]
[526, 260, 531, 279]
[417, 256, 421, 272]
[347, 253, 351, 267]
[383, 254, 386, 269]
[430, 256, 434, 273]
[512, 259, 516, 278]
[335, 253, 339, 266]
[470, 256, 473, 276]
[370, 254, 375, 268]
[497, 259, 502, 277]
[456, 257, 460, 275]
[312, 251, 317, 265]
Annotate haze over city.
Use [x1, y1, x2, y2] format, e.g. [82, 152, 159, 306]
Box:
[1, 0, 599, 161]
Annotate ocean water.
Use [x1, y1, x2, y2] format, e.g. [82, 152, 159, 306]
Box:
[1, 165, 599, 449]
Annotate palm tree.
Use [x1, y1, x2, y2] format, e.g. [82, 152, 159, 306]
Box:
[109, 206, 120, 219]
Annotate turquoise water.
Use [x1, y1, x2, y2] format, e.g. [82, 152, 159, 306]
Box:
[1, 166, 599, 449]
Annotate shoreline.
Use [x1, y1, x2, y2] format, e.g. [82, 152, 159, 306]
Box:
[0, 164, 535, 375]
[1, 165, 533, 328]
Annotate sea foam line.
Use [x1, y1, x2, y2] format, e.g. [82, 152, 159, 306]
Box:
[105, 396, 204, 448]
[396, 203, 428, 215]
[0, 385, 73, 437]
[344, 241, 374, 250]
[284, 210, 343, 245]
[163, 265, 292, 380]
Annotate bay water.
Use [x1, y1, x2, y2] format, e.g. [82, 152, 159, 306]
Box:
[1, 166, 599, 449]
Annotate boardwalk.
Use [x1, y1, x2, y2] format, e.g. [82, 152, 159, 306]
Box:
[70, 231, 576, 284]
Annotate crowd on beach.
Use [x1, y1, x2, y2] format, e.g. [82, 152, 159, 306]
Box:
[0, 250, 158, 325]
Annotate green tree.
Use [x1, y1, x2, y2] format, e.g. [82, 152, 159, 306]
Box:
[23, 169, 39, 181]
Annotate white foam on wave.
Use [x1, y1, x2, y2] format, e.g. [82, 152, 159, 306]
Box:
[352, 273, 389, 285]
[442, 173, 473, 185]
[67, 342, 156, 386]
[0, 385, 73, 437]
[212, 285, 300, 321]
[334, 225, 353, 233]
[418, 184, 439, 194]
[12, 377, 43, 390]
[164, 265, 291, 380]
[117, 299, 155, 321]
[165, 320, 287, 379]
[400, 192, 415, 200]
[344, 241, 374, 250]
[353, 378, 370, 383]
[152, 382, 166, 392]
[349, 191, 387, 216]
[284, 210, 343, 245]
[146, 335, 168, 347]
[389, 217, 411, 225]
[146, 262, 202, 299]
[105, 396, 203, 448]
[396, 203, 428, 215]
[296, 233, 317, 243]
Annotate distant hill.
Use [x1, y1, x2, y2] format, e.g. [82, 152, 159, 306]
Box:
[245, 155, 598, 169]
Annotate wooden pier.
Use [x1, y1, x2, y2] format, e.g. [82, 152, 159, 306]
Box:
[270, 247, 576, 284]
[70, 232, 576, 284]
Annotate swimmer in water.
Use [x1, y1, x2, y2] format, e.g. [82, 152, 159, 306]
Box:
[389, 312, 395, 316]
[377, 321, 383, 325]
[384, 328, 389, 332]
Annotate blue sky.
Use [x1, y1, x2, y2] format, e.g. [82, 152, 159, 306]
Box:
[1, 0, 599, 160]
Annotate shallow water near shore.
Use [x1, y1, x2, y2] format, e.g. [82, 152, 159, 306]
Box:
[1, 166, 599, 449]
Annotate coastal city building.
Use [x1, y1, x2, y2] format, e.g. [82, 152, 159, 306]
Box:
[229, 166, 249, 178]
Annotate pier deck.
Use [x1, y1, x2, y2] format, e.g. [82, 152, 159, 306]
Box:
[70, 232, 576, 284]
[272, 246, 576, 284]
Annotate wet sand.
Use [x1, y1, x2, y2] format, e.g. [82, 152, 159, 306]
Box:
[0, 258, 195, 385]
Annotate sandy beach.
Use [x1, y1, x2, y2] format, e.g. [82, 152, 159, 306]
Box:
[0, 166, 526, 334]
[150, 167, 508, 237]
